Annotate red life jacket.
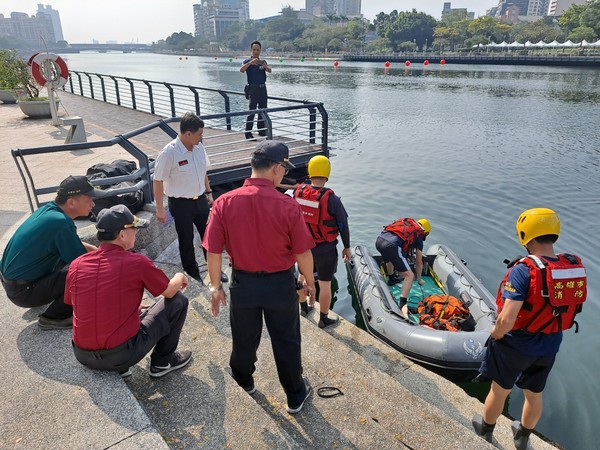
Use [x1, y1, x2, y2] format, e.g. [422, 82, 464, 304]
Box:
[383, 218, 425, 254]
[294, 182, 338, 244]
[496, 254, 587, 334]
[417, 294, 473, 332]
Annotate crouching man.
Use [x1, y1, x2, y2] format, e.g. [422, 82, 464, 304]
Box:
[65, 205, 192, 378]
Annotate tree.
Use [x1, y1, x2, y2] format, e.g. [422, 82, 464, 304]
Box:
[164, 32, 196, 50]
[579, 0, 600, 37]
[467, 16, 511, 43]
[569, 26, 597, 42]
[558, 3, 587, 34]
[376, 9, 437, 51]
[512, 19, 562, 43]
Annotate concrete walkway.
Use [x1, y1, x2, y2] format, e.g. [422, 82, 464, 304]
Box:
[0, 96, 558, 449]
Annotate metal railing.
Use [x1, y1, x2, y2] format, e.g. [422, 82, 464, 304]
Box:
[64, 70, 312, 122]
[12, 102, 329, 211]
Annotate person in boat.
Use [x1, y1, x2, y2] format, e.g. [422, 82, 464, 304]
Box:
[472, 208, 587, 450]
[203, 140, 316, 414]
[240, 40, 271, 140]
[0, 175, 105, 330]
[375, 217, 431, 309]
[66, 205, 192, 379]
[294, 155, 351, 328]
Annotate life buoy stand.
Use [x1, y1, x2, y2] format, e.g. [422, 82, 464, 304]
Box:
[27, 52, 69, 89]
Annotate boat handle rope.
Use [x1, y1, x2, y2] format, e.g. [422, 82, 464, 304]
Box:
[317, 386, 344, 398]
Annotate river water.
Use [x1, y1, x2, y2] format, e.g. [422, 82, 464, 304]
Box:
[62, 53, 599, 449]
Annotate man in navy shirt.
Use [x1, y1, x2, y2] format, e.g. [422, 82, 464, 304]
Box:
[240, 40, 271, 140]
[472, 208, 587, 450]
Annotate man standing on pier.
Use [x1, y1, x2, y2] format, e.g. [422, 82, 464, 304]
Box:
[154, 112, 226, 284]
[240, 40, 271, 140]
[203, 140, 316, 414]
[0, 175, 103, 329]
[472, 208, 587, 450]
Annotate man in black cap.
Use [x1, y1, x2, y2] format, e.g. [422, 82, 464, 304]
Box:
[66, 205, 192, 379]
[203, 140, 316, 413]
[0, 175, 103, 329]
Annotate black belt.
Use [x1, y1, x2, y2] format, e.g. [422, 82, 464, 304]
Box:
[0, 273, 31, 286]
[233, 267, 294, 278]
[73, 338, 130, 359]
[169, 196, 203, 201]
[249, 84, 266, 88]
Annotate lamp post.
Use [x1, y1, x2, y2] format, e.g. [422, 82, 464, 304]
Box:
[425, 38, 428, 56]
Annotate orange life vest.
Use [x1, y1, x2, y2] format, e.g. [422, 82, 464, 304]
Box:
[496, 254, 587, 334]
[383, 218, 425, 254]
[294, 183, 338, 244]
[417, 294, 473, 332]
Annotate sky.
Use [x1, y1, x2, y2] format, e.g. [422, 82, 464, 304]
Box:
[1, 1, 499, 44]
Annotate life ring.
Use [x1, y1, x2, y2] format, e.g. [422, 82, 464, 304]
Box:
[27, 52, 69, 89]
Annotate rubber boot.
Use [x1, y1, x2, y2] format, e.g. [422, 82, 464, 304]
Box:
[511, 420, 532, 450]
[472, 414, 495, 443]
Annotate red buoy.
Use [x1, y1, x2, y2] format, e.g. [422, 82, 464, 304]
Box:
[424, 60, 429, 66]
[405, 61, 411, 67]
[440, 59, 446, 65]
[333, 61, 339, 68]
[384, 61, 391, 68]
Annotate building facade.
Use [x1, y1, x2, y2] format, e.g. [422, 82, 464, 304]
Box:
[441, 2, 476, 20]
[548, 0, 587, 16]
[0, 10, 57, 48]
[305, 0, 361, 17]
[194, 0, 250, 40]
[36, 4, 64, 42]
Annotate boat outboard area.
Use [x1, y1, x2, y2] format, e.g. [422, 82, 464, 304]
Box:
[347, 243, 497, 380]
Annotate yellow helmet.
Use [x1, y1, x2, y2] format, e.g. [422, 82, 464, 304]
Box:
[516, 207, 560, 246]
[308, 155, 331, 179]
[417, 218, 431, 235]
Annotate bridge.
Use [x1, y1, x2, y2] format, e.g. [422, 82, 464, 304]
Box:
[58, 43, 152, 53]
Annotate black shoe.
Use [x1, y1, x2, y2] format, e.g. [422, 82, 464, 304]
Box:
[150, 350, 192, 378]
[286, 377, 312, 414]
[472, 414, 494, 443]
[244, 384, 257, 395]
[258, 131, 267, 137]
[186, 270, 202, 283]
[318, 316, 339, 328]
[300, 303, 313, 317]
[511, 421, 531, 450]
[245, 132, 256, 140]
[387, 275, 401, 286]
[119, 368, 132, 379]
[220, 271, 229, 283]
[37, 315, 73, 330]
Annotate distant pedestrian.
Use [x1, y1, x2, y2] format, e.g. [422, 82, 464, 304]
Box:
[0, 175, 104, 329]
[66, 205, 192, 379]
[203, 140, 316, 414]
[240, 40, 271, 140]
[153, 112, 227, 284]
[375, 217, 431, 310]
[294, 155, 350, 327]
[472, 208, 587, 450]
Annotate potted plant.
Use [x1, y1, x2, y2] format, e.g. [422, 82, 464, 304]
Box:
[15, 54, 60, 119]
[0, 49, 27, 104]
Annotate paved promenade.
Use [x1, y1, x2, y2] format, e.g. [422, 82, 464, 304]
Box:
[0, 95, 558, 449]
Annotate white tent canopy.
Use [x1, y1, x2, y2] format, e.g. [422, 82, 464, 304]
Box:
[480, 39, 600, 48]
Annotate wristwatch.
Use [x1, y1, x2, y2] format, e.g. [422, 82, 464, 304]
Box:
[208, 282, 223, 293]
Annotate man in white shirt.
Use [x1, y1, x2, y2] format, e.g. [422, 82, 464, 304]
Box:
[153, 112, 226, 283]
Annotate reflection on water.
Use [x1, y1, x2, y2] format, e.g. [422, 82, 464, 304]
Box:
[63, 53, 599, 450]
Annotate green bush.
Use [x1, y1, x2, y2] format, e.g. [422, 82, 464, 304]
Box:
[0, 49, 40, 97]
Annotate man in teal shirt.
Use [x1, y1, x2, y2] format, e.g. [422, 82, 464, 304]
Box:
[1, 176, 103, 329]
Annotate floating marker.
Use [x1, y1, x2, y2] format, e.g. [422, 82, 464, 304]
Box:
[440, 59, 446, 65]
[405, 60, 411, 67]
[385, 61, 391, 68]
[423, 60, 429, 66]
[333, 60, 339, 68]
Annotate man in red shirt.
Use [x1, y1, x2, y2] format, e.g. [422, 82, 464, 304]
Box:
[203, 140, 316, 414]
[66, 205, 192, 378]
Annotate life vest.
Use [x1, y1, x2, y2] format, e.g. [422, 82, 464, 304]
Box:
[383, 218, 425, 254]
[496, 254, 587, 334]
[294, 182, 338, 244]
[417, 294, 474, 332]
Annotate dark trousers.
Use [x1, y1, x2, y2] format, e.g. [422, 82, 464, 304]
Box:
[1, 263, 72, 319]
[245, 85, 268, 135]
[73, 292, 189, 372]
[168, 196, 210, 278]
[229, 268, 306, 405]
